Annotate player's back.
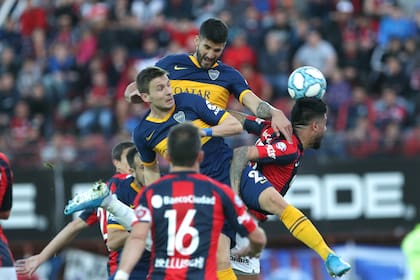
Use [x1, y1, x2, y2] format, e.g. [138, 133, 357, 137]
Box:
[156, 54, 251, 109]
[138, 171, 230, 279]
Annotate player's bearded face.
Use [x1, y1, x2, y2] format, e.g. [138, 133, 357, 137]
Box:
[195, 38, 224, 69]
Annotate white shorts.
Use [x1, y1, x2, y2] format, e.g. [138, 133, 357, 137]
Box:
[0, 267, 17, 280]
[230, 233, 260, 275]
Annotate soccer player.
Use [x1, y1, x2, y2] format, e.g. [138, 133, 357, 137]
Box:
[113, 122, 267, 280]
[0, 152, 17, 279]
[15, 142, 150, 279]
[126, 18, 292, 142]
[227, 98, 351, 278]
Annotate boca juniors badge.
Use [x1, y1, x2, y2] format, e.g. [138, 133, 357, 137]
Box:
[173, 111, 186, 123]
[208, 69, 220, 80]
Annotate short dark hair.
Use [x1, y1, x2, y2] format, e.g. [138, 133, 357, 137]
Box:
[199, 18, 228, 44]
[126, 147, 139, 169]
[291, 97, 327, 127]
[136, 66, 168, 93]
[111, 141, 135, 161]
[167, 122, 201, 167]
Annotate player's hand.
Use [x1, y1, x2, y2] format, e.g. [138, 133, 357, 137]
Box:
[270, 109, 293, 143]
[15, 255, 41, 276]
[232, 244, 261, 259]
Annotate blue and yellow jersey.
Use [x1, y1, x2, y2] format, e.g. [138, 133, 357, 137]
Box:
[133, 93, 233, 185]
[155, 54, 252, 109]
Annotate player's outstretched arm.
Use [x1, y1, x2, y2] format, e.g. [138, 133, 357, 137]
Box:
[242, 92, 292, 142]
[200, 113, 243, 137]
[15, 217, 88, 276]
[238, 226, 267, 258]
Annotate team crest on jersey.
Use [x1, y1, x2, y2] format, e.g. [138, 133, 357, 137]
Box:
[173, 111, 186, 123]
[208, 69, 220, 80]
[276, 142, 287, 152]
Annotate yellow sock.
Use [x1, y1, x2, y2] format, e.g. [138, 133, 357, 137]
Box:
[280, 205, 333, 260]
[217, 267, 237, 280]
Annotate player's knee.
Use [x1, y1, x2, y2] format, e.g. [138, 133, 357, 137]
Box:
[259, 188, 288, 215]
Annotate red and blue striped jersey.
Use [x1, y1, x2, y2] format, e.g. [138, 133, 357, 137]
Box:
[0, 152, 14, 267]
[156, 54, 252, 110]
[132, 171, 257, 280]
[133, 93, 233, 185]
[244, 116, 304, 195]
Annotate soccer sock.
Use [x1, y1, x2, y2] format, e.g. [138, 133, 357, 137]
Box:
[280, 205, 333, 260]
[105, 194, 136, 230]
[217, 267, 237, 280]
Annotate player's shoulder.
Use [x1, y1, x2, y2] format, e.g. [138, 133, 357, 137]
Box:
[0, 152, 10, 164]
[133, 111, 154, 138]
[156, 54, 190, 67]
[215, 60, 243, 76]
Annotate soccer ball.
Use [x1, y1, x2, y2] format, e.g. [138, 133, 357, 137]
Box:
[287, 66, 327, 99]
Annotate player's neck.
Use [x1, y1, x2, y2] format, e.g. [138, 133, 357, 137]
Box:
[170, 162, 200, 173]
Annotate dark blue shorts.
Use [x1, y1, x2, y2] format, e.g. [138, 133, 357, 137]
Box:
[239, 165, 273, 215]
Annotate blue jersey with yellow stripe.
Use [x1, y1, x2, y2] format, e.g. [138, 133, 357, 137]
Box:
[133, 93, 233, 185]
[155, 54, 252, 109]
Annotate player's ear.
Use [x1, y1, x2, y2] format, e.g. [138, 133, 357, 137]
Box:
[194, 35, 200, 47]
[164, 151, 171, 163]
[140, 92, 150, 103]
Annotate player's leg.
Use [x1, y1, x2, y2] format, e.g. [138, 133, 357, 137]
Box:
[230, 234, 260, 280]
[64, 182, 135, 230]
[0, 242, 17, 280]
[239, 166, 351, 277]
[258, 188, 351, 277]
[217, 233, 237, 280]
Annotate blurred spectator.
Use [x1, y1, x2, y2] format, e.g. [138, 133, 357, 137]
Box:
[75, 27, 97, 66]
[293, 28, 337, 78]
[237, 5, 264, 51]
[40, 131, 77, 167]
[257, 30, 290, 98]
[76, 71, 114, 137]
[105, 45, 129, 89]
[324, 68, 352, 129]
[223, 30, 257, 70]
[16, 58, 43, 97]
[336, 85, 376, 131]
[373, 86, 409, 129]
[345, 116, 380, 158]
[18, 0, 48, 37]
[25, 83, 54, 139]
[238, 63, 272, 102]
[131, 0, 165, 27]
[44, 42, 77, 101]
[0, 18, 22, 54]
[77, 133, 109, 169]
[0, 46, 20, 76]
[376, 2, 416, 47]
[377, 120, 403, 156]
[0, 72, 20, 132]
[375, 55, 411, 98]
[166, 18, 198, 52]
[163, 0, 194, 20]
[192, 0, 225, 25]
[8, 100, 41, 167]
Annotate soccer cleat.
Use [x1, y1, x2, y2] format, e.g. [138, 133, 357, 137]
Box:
[325, 253, 351, 277]
[64, 181, 110, 215]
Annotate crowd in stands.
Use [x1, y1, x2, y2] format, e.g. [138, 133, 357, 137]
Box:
[1, 0, 420, 169]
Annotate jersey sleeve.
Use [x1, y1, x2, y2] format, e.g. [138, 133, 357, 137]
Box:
[191, 94, 229, 126]
[217, 183, 257, 237]
[254, 140, 299, 165]
[227, 67, 252, 102]
[133, 123, 157, 166]
[0, 153, 13, 211]
[132, 192, 152, 227]
[243, 115, 271, 135]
